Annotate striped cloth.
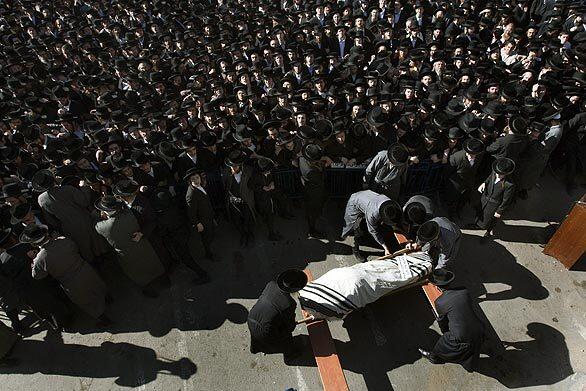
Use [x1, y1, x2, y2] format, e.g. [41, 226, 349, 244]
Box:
[299, 252, 433, 319]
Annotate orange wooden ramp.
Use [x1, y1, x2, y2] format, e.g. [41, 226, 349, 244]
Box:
[302, 269, 349, 391]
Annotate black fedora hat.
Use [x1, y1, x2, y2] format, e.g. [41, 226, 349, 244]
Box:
[463, 138, 485, 155]
[255, 157, 276, 173]
[151, 189, 173, 212]
[200, 131, 218, 147]
[458, 112, 480, 133]
[366, 106, 386, 127]
[314, 119, 334, 141]
[404, 202, 427, 226]
[183, 167, 205, 181]
[31, 169, 55, 192]
[10, 202, 31, 225]
[297, 125, 318, 140]
[492, 157, 515, 176]
[509, 116, 527, 134]
[112, 179, 139, 197]
[416, 220, 440, 244]
[387, 144, 409, 166]
[379, 200, 402, 225]
[19, 224, 48, 244]
[225, 149, 247, 167]
[302, 143, 324, 162]
[276, 269, 308, 293]
[428, 268, 455, 287]
[95, 195, 125, 212]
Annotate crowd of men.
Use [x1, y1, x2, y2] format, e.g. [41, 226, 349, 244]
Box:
[0, 0, 585, 370]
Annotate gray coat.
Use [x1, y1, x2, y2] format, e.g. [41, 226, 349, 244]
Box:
[31, 237, 106, 319]
[430, 217, 462, 269]
[364, 150, 408, 200]
[38, 185, 110, 263]
[342, 190, 390, 247]
[95, 209, 165, 287]
[518, 125, 563, 191]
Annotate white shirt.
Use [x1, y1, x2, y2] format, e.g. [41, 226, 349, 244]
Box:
[234, 172, 242, 184]
[188, 153, 198, 165]
[494, 176, 502, 185]
[467, 155, 475, 166]
[195, 185, 207, 195]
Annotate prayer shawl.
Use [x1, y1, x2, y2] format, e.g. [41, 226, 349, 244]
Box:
[299, 251, 433, 319]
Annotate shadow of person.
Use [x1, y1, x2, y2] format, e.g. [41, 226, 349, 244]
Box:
[453, 234, 549, 302]
[492, 222, 558, 245]
[287, 289, 441, 390]
[476, 322, 573, 388]
[0, 335, 197, 388]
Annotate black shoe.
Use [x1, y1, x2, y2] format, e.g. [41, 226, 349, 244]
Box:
[141, 288, 159, 298]
[353, 248, 368, 262]
[418, 348, 442, 364]
[465, 223, 480, 230]
[10, 320, 24, 334]
[308, 229, 326, 239]
[192, 274, 210, 285]
[480, 231, 492, 243]
[517, 189, 528, 200]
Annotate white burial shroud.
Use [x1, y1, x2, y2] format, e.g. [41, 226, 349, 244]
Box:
[299, 251, 433, 319]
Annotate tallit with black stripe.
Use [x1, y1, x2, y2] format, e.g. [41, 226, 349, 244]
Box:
[299, 251, 433, 319]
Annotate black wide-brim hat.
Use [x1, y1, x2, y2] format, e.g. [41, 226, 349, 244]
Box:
[255, 156, 276, 173]
[387, 144, 409, 166]
[463, 138, 485, 155]
[416, 220, 440, 244]
[428, 268, 455, 287]
[379, 200, 402, 225]
[95, 195, 124, 212]
[225, 149, 247, 167]
[19, 224, 48, 244]
[183, 167, 205, 181]
[492, 157, 515, 176]
[301, 143, 324, 162]
[31, 169, 55, 192]
[404, 202, 427, 226]
[297, 125, 318, 140]
[277, 269, 308, 293]
[10, 202, 31, 225]
[366, 106, 386, 127]
[314, 119, 334, 141]
[112, 179, 139, 196]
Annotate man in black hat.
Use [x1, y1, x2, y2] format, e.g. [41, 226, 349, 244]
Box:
[364, 144, 410, 200]
[151, 190, 210, 285]
[443, 138, 486, 219]
[249, 157, 293, 241]
[112, 179, 173, 269]
[473, 158, 517, 240]
[407, 219, 461, 269]
[402, 195, 437, 238]
[299, 143, 328, 239]
[341, 190, 403, 262]
[185, 168, 217, 261]
[486, 115, 529, 166]
[247, 269, 307, 357]
[94, 196, 167, 298]
[224, 150, 256, 246]
[22, 225, 111, 327]
[419, 269, 485, 372]
[33, 169, 110, 265]
[0, 227, 73, 332]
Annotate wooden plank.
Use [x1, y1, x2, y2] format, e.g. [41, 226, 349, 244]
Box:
[301, 269, 349, 391]
[543, 195, 586, 269]
[392, 232, 443, 314]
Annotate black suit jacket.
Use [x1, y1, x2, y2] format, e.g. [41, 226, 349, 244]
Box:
[185, 184, 215, 230]
[247, 281, 297, 349]
[130, 193, 158, 238]
[480, 172, 516, 215]
[175, 152, 201, 179]
[486, 133, 529, 163]
[436, 288, 484, 341]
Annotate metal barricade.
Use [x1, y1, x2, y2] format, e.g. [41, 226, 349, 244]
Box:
[204, 161, 444, 209]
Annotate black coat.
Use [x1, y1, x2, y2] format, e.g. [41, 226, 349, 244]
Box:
[444, 150, 484, 199]
[247, 281, 297, 353]
[185, 185, 215, 231]
[432, 288, 485, 372]
[477, 172, 516, 230]
[486, 133, 529, 164]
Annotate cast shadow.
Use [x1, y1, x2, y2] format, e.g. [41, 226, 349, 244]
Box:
[476, 322, 574, 388]
[452, 234, 549, 302]
[0, 331, 197, 388]
[73, 214, 337, 337]
[493, 222, 558, 245]
[288, 289, 440, 390]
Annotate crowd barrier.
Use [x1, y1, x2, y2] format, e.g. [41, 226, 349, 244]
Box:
[204, 160, 444, 209]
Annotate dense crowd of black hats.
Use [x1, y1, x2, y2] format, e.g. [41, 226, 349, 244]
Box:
[0, 0, 584, 202]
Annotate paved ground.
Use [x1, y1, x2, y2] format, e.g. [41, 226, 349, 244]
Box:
[0, 172, 585, 391]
